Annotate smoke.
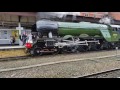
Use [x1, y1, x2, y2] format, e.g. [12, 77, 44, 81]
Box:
[99, 15, 114, 25]
[36, 12, 80, 20]
[52, 12, 80, 17]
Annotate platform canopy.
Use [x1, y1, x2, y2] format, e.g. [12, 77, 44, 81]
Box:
[0, 12, 36, 28]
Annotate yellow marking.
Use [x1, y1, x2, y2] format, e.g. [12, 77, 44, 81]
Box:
[113, 34, 118, 38]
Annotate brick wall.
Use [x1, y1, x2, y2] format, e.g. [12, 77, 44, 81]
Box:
[109, 12, 120, 20]
[80, 12, 120, 21]
[80, 12, 108, 18]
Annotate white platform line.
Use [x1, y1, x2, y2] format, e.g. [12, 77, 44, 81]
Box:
[0, 46, 25, 50]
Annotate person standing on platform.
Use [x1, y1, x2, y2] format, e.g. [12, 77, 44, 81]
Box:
[10, 36, 13, 45]
[20, 33, 27, 45]
[12, 36, 16, 45]
[10, 36, 16, 45]
[27, 32, 33, 44]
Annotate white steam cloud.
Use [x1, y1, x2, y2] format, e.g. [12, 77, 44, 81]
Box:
[51, 12, 80, 17]
[99, 15, 113, 25]
[36, 12, 80, 20]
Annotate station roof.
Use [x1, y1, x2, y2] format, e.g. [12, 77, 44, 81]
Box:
[0, 12, 36, 17]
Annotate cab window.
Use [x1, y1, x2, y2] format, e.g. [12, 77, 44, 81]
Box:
[112, 27, 117, 31]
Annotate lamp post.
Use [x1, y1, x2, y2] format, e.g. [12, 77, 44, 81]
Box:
[18, 16, 23, 46]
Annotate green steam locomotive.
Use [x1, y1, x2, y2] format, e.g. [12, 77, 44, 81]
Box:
[25, 20, 120, 55]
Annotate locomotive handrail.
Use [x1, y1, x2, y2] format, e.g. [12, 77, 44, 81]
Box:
[54, 39, 100, 48]
[62, 39, 99, 43]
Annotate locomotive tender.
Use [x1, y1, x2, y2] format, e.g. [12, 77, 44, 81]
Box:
[25, 20, 120, 55]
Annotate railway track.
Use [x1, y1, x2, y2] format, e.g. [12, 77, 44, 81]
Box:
[73, 68, 120, 78]
[0, 52, 119, 74]
[0, 49, 119, 62]
[0, 56, 30, 62]
[0, 49, 120, 77]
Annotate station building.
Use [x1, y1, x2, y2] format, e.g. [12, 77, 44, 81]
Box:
[0, 12, 36, 45]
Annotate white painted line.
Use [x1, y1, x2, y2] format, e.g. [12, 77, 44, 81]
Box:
[0, 46, 25, 50]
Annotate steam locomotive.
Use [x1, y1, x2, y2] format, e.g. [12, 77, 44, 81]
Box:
[25, 19, 120, 56]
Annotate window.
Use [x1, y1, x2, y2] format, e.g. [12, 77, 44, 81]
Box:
[4, 31, 7, 34]
[0, 30, 12, 39]
[118, 28, 120, 33]
[0, 31, 1, 39]
[113, 28, 118, 31]
[112, 28, 115, 31]
[4, 31, 7, 39]
[118, 28, 120, 31]
[94, 15, 96, 18]
[85, 13, 89, 17]
[94, 12, 97, 18]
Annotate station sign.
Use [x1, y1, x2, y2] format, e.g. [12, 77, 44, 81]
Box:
[16, 27, 23, 30]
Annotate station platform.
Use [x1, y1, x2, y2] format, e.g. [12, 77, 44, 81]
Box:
[0, 46, 26, 58]
[0, 46, 25, 50]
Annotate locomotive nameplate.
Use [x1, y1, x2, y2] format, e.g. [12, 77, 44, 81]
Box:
[113, 34, 118, 38]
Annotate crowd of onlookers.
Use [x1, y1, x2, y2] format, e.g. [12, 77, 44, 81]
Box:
[9, 32, 34, 46]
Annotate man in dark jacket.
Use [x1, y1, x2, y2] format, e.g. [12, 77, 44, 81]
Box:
[19, 33, 27, 45]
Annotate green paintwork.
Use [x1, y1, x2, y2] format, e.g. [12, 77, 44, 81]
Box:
[56, 21, 120, 42]
[107, 26, 120, 42]
[100, 29, 111, 42]
[58, 27, 101, 36]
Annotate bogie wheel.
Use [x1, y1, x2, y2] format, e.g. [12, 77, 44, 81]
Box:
[30, 47, 43, 56]
[34, 47, 43, 56]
